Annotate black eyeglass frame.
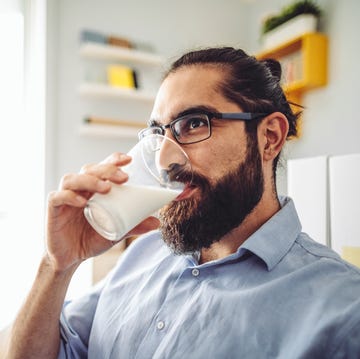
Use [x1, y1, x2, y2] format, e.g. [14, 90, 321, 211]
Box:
[138, 111, 269, 145]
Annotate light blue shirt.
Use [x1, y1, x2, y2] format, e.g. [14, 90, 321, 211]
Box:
[58, 197, 360, 358]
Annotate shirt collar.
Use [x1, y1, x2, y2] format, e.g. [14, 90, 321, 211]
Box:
[240, 196, 302, 271]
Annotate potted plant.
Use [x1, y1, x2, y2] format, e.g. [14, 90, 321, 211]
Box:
[261, 0, 322, 49]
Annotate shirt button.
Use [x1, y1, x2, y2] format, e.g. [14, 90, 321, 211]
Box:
[192, 268, 200, 277]
[157, 320, 165, 330]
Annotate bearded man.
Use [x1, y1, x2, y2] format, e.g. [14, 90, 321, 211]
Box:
[7, 48, 360, 359]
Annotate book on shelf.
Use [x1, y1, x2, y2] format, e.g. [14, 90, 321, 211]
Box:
[108, 35, 133, 49]
[279, 50, 303, 86]
[80, 29, 133, 49]
[84, 116, 146, 129]
[107, 64, 138, 89]
[80, 29, 107, 45]
[80, 29, 157, 55]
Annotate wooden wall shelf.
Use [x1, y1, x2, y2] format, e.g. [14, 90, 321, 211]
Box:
[79, 123, 141, 139]
[80, 42, 164, 66]
[79, 40, 163, 137]
[79, 83, 156, 103]
[257, 32, 328, 104]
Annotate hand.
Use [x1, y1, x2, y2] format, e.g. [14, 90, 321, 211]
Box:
[46, 153, 160, 272]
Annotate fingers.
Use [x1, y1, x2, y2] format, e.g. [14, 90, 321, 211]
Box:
[51, 152, 132, 208]
[80, 153, 131, 183]
[61, 172, 110, 191]
[48, 189, 88, 208]
[100, 152, 132, 166]
[62, 152, 131, 190]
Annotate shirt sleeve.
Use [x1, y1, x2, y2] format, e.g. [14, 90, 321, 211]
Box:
[57, 232, 164, 358]
[57, 275, 107, 358]
[330, 312, 360, 359]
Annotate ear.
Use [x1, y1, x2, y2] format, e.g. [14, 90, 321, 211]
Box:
[258, 112, 289, 162]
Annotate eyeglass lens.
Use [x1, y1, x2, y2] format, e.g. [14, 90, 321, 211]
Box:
[172, 114, 210, 144]
[140, 113, 211, 144]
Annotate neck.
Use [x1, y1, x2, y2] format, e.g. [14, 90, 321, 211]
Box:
[200, 192, 280, 264]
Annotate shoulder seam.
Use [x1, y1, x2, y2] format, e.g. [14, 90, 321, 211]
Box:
[295, 236, 360, 277]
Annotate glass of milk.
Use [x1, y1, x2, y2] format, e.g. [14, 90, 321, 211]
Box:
[84, 134, 192, 241]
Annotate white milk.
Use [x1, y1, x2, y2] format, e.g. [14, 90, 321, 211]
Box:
[84, 183, 179, 241]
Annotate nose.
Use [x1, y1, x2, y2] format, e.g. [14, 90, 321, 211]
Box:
[157, 135, 187, 172]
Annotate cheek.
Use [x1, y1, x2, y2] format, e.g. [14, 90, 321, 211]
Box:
[187, 143, 247, 184]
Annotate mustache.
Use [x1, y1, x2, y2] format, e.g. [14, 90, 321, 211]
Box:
[165, 163, 211, 194]
[162, 163, 192, 184]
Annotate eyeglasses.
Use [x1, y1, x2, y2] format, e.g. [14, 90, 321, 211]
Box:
[138, 112, 269, 145]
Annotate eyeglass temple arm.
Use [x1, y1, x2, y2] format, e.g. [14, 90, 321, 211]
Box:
[217, 113, 268, 121]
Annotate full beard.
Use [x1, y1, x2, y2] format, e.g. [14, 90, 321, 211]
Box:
[158, 142, 264, 255]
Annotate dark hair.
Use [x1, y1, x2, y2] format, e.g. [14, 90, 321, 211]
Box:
[165, 47, 301, 182]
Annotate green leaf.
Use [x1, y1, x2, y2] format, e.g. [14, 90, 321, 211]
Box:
[261, 0, 322, 34]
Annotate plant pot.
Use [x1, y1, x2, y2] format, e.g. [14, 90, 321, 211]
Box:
[262, 14, 318, 50]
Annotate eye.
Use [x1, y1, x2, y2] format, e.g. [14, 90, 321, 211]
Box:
[188, 117, 205, 129]
[151, 127, 164, 135]
[171, 114, 210, 143]
[181, 115, 208, 133]
[139, 126, 163, 140]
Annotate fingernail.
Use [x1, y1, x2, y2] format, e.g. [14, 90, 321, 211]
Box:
[116, 169, 128, 178]
[97, 181, 110, 190]
[120, 154, 131, 160]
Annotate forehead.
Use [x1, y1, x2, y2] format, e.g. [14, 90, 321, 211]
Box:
[151, 65, 238, 123]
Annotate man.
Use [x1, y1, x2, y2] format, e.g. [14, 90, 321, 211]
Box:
[7, 47, 360, 358]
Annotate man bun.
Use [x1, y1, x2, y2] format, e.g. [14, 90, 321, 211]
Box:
[261, 58, 282, 83]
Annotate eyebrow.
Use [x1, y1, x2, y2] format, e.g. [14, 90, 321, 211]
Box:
[148, 105, 218, 127]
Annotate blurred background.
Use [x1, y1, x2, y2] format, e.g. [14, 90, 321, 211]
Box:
[1, 0, 359, 331]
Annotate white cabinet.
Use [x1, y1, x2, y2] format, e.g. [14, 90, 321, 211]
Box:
[79, 42, 164, 138]
[329, 154, 360, 267]
[287, 156, 329, 246]
[287, 153, 360, 268]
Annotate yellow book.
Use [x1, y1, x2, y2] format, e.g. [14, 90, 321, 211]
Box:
[107, 64, 135, 88]
[342, 246, 360, 268]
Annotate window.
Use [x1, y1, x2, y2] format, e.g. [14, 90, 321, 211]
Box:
[0, 0, 46, 330]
